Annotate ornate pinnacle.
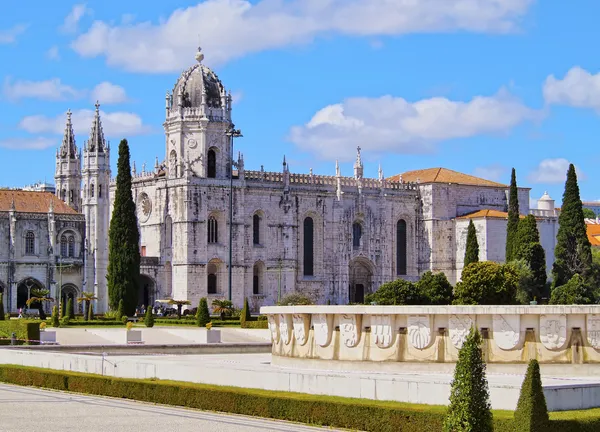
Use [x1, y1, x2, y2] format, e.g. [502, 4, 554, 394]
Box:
[195, 46, 204, 64]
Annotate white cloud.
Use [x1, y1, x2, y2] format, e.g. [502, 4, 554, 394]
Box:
[543, 66, 600, 111]
[473, 164, 507, 182]
[528, 158, 585, 184]
[0, 137, 55, 150]
[289, 89, 539, 161]
[71, 0, 533, 72]
[46, 46, 60, 60]
[61, 4, 90, 34]
[0, 24, 27, 44]
[3, 77, 82, 101]
[90, 82, 128, 104]
[18, 109, 151, 138]
[230, 91, 243, 105]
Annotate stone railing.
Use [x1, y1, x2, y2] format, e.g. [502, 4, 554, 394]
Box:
[260, 305, 600, 365]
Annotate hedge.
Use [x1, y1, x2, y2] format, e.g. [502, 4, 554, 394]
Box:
[0, 321, 40, 344]
[0, 365, 599, 431]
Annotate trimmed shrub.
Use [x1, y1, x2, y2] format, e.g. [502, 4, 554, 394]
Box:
[196, 298, 210, 327]
[26, 323, 40, 345]
[144, 307, 155, 328]
[277, 293, 313, 306]
[121, 315, 128, 324]
[67, 298, 75, 320]
[550, 274, 595, 305]
[514, 359, 549, 431]
[240, 297, 252, 328]
[454, 261, 519, 305]
[116, 299, 125, 322]
[0, 320, 40, 344]
[365, 279, 426, 305]
[416, 271, 453, 305]
[51, 306, 60, 328]
[61, 316, 70, 326]
[60, 298, 66, 319]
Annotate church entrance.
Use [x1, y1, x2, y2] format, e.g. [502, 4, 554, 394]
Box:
[139, 275, 155, 308]
[348, 258, 373, 304]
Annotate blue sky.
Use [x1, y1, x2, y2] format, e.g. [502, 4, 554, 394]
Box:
[1, 1, 600, 206]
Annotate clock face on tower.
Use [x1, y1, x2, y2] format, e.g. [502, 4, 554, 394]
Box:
[188, 139, 197, 149]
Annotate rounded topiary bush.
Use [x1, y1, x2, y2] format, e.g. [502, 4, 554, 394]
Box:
[144, 307, 155, 328]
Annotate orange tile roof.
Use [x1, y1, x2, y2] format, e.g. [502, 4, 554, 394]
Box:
[0, 189, 78, 215]
[587, 223, 600, 247]
[457, 210, 527, 220]
[388, 167, 507, 187]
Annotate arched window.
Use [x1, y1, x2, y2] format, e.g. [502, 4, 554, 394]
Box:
[98, 184, 102, 198]
[68, 236, 75, 257]
[25, 231, 35, 255]
[165, 216, 173, 249]
[303, 217, 314, 276]
[253, 214, 261, 245]
[207, 262, 218, 294]
[60, 235, 68, 257]
[352, 222, 362, 249]
[396, 219, 407, 275]
[207, 149, 216, 178]
[90, 184, 95, 198]
[169, 150, 178, 178]
[208, 216, 218, 244]
[253, 263, 262, 295]
[61, 189, 66, 201]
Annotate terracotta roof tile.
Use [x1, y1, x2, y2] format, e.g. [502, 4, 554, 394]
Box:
[0, 189, 78, 214]
[388, 167, 507, 187]
[587, 223, 600, 246]
[457, 209, 526, 220]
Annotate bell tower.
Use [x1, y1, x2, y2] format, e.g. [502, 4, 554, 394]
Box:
[54, 110, 82, 211]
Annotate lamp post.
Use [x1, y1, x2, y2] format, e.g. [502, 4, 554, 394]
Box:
[226, 124, 242, 302]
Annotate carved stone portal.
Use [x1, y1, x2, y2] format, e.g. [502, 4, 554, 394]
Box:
[448, 314, 474, 349]
[587, 314, 600, 349]
[268, 315, 279, 343]
[492, 314, 521, 350]
[540, 314, 567, 350]
[371, 315, 394, 348]
[292, 313, 310, 346]
[312, 314, 333, 347]
[339, 314, 361, 348]
[279, 314, 293, 345]
[407, 315, 431, 349]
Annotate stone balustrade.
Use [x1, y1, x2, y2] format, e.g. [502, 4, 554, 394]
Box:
[260, 305, 600, 365]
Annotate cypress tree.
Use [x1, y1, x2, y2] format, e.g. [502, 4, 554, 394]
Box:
[514, 359, 549, 431]
[51, 306, 60, 327]
[444, 327, 493, 432]
[240, 297, 251, 327]
[506, 167, 520, 262]
[116, 299, 125, 321]
[464, 220, 479, 268]
[516, 215, 547, 294]
[196, 297, 210, 327]
[107, 139, 140, 316]
[60, 297, 66, 319]
[0, 293, 5, 320]
[87, 302, 94, 321]
[144, 306, 155, 328]
[552, 164, 592, 287]
[67, 298, 75, 320]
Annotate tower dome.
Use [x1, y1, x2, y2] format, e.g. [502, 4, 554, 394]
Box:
[538, 191, 555, 211]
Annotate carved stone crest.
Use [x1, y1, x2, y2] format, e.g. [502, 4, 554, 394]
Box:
[339, 314, 361, 348]
[492, 314, 521, 350]
[137, 193, 152, 223]
[540, 314, 567, 350]
[292, 313, 310, 346]
[279, 314, 293, 345]
[371, 315, 394, 348]
[448, 314, 474, 349]
[312, 314, 333, 347]
[407, 315, 431, 350]
[267, 315, 279, 344]
[587, 314, 600, 349]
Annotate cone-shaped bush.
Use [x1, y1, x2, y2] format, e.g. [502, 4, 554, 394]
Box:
[87, 302, 94, 321]
[144, 306, 155, 328]
[51, 305, 60, 327]
[67, 298, 75, 320]
[240, 297, 251, 327]
[514, 359, 549, 431]
[61, 298, 66, 319]
[444, 327, 493, 432]
[0, 293, 5, 320]
[196, 297, 210, 327]
[116, 299, 124, 321]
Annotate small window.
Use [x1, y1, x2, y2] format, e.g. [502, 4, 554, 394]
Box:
[352, 222, 362, 250]
[207, 149, 216, 178]
[98, 184, 102, 198]
[25, 232, 35, 255]
[396, 219, 407, 276]
[90, 184, 95, 198]
[208, 216, 218, 244]
[303, 217, 314, 276]
[207, 273, 217, 294]
[253, 214, 261, 245]
[141, 246, 146, 257]
[60, 235, 68, 257]
[68, 236, 75, 257]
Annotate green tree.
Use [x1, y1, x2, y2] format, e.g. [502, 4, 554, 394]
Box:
[116, 299, 125, 321]
[240, 297, 252, 327]
[583, 208, 596, 219]
[506, 167, 520, 262]
[67, 297, 75, 320]
[27, 289, 53, 320]
[144, 306, 154, 328]
[514, 359, 549, 431]
[277, 293, 313, 306]
[416, 271, 453, 305]
[211, 299, 234, 320]
[506, 260, 537, 305]
[515, 214, 547, 294]
[464, 220, 479, 268]
[0, 293, 5, 320]
[77, 292, 98, 322]
[87, 302, 94, 321]
[444, 327, 493, 432]
[107, 139, 141, 316]
[51, 305, 60, 327]
[550, 274, 594, 305]
[365, 279, 427, 305]
[552, 164, 592, 287]
[196, 298, 210, 327]
[454, 261, 519, 305]
[60, 297, 66, 319]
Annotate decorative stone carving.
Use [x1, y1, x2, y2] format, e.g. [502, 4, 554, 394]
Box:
[312, 314, 333, 347]
[279, 314, 292, 345]
[587, 314, 600, 349]
[339, 314, 361, 348]
[268, 315, 279, 343]
[492, 314, 521, 350]
[448, 314, 474, 349]
[540, 314, 567, 350]
[407, 315, 431, 349]
[137, 193, 152, 223]
[371, 315, 394, 348]
[292, 313, 310, 346]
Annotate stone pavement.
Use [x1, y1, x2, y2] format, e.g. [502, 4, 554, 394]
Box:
[0, 384, 340, 432]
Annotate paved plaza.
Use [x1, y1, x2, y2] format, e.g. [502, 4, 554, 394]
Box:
[0, 384, 339, 432]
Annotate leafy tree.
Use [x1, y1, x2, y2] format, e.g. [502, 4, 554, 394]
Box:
[514, 359, 549, 431]
[26, 289, 53, 320]
[211, 299, 234, 320]
[444, 327, 493, 432]
[416, 271, 453, 305]
[365, 279, 427, 305]
[107, 139, 141, 316]
[196, 298, 210, 327]
[550, 274, 594, 305]
[0, 293, 5, 320]
[506, 260, 538, 305]
[513, 214, 547, 298]
[506, 167, 520, 262]
[144, 306, 154, 328]
[464, 220, 479, 268]
[277, 293, 314, 306]
[87, 302, 94, 321]
[515, 214, 540, 258]
[552, 164, 592, 287]
[51, 305, 60, 327]
[168, 299, 191, 319]
[240, 297, 252, 327]
[583, 208, 596, 219]
[454, 261, 519, 305]
[116, 299, 125, 321]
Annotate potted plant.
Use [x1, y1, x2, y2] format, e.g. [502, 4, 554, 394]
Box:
[202, 321, 221, 343]
[39, 321, 57, 344]
[125, 320, 142, 344]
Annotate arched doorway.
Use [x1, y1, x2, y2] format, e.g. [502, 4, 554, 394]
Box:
[16, 278, 43, 310]
[348, 259, 374, 304]
[61, 284, 79, 313]
[139, 275, 155, 308]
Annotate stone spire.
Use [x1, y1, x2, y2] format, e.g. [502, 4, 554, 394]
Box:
[87, 101, 107, 153]
[353, 146, 363, 179]
[378, 163, 384, 181]
[59, 109, 77, 159]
